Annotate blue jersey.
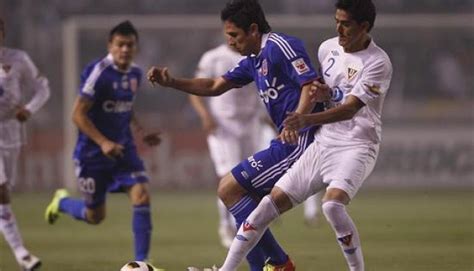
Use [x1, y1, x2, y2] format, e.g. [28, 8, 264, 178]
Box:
[223, 32, 322, 132]
[73, 54, 142, 164]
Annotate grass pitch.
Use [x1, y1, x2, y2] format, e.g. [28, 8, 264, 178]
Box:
[0, 189, 472, 271]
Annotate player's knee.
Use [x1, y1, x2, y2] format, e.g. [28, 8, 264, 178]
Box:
[217, 174, 246, 206]
[129, 184, 151, 205]
[322, 201, 344, 220]
[86, 209, 105, 225]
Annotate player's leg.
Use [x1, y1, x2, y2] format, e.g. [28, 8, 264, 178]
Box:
[126, 182, 152, 261]
[220, 141, 323, 271]
[303, 191, 322, 226]
[45, 162, 109, 224]
[207, 131, 239, 248]
[219, 128, 315, 269]
[116, 150, 152, 261]
[321, 144, 378, 271]
[0, 148, 41, 270]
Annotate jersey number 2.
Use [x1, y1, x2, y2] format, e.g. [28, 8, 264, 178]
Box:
[324, 57, 336, 77]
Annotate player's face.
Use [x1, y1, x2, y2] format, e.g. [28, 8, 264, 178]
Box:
[224, 20, 259, 56]
[108, 34, 137, 70]
[335, 9, 369, 52]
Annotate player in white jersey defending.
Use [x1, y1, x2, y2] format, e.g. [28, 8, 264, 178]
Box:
[189, 43, 265, 248]
[0, 18, 49, 271]
[208, 0, 393, 270]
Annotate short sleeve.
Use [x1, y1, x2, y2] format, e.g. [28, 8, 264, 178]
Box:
[222, 57, 254, 87]
[268, 35, 319, 87]
[79, 61, 107, 100]
[350, 57, 393, 104]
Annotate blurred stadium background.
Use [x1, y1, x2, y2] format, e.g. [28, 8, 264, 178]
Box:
[0, 0, 473, 270]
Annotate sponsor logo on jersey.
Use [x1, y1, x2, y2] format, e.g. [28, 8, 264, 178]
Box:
[103, 100, 134, 113]
[348, 67, 358, 80]
[261, 59, 268, 76]
[243, 221, 257, 232]
[241, 171, 250, 180]
[248, 156, 263, 171]
[331, 50, 340, 56]
[337, 233, 353, 246]
[291, 58, 310, 75]
[259, 77, 284, 103]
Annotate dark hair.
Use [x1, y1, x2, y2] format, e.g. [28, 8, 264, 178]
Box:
[221, 0, 271, 34]
[109, 20, 138, 41]
[336, 0, 376, 32]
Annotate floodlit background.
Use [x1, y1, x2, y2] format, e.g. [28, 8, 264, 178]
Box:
[0, 1, 473, 270]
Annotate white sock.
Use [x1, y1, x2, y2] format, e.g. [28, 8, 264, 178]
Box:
[303, 192, 321, 219]
[0, 204, 29, 261]
[322, 201, 364, 271]
[217, 197, 235, 230]
[220, 196, 280, 271]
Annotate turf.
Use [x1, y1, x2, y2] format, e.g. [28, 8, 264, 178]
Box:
[0, 190, 472, 271]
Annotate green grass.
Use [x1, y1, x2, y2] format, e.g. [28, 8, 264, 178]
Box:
[1, 190, 473, 271]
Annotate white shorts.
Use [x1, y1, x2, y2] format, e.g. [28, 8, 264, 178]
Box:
[207, 119, 261, 177]
[0, 147, 20, 187]
[276, 140, 379, 205]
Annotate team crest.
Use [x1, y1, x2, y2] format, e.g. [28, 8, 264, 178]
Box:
[2, 64, 11, 73]
[347, 67, 358, 80]
[338, 233, 353, 246]
[130, 78, 138, 93]
[261, 59, 268, 76]
[291, 58, 310, 75]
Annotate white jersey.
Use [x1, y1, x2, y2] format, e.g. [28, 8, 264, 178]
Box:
[195, 44, 262, 123]
[0, 47, 50, 148]
[316, 37, 392, 145]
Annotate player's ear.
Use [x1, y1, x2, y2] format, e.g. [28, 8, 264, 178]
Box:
[249, 23, 259, 37]
[361, 21, 370, 33]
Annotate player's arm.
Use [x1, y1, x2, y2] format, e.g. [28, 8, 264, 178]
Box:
[16, 52, 51, 122]
[130, 111, 161, 147]
[72, 96, 124, 159]
[284, 94, 364, 130]
[280, 82, 316, 144]
[188, 95, 217, 135]
[147, 66, 236, 96]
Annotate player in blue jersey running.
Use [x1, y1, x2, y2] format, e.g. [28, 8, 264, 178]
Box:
[44, 21, 162, 265]
[148, 1, 328, 270]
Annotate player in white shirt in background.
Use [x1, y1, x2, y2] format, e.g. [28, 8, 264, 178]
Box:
[0, 18, 50, 271]
[214, 0, 392, 270]
[189, 43, 263, 248]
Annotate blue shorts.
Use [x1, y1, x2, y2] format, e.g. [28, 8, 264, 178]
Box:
[231, 126, 318, 197]
[74, 148, 148, 208]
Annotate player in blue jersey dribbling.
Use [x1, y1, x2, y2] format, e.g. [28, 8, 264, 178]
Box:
[45, 21, 162, 266]
[148, 1, 326, 270]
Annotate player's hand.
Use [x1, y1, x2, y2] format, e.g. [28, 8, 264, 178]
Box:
[15, 106, 31, 122]
[142, 131, 162, 147]
[310, 81, 332, 103]
[278, 127, 299, 145]
[100, 140, 124, 160]
[283, 111, 310, 131]
[147, 66, 173, 87]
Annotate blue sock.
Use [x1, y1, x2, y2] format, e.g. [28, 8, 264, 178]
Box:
[132, 204, 152, 261]
[59, 197, 87, 221]
[229, 196, 288, 268]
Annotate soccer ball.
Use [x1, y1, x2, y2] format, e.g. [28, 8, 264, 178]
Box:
[120, 261, 155, 271]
